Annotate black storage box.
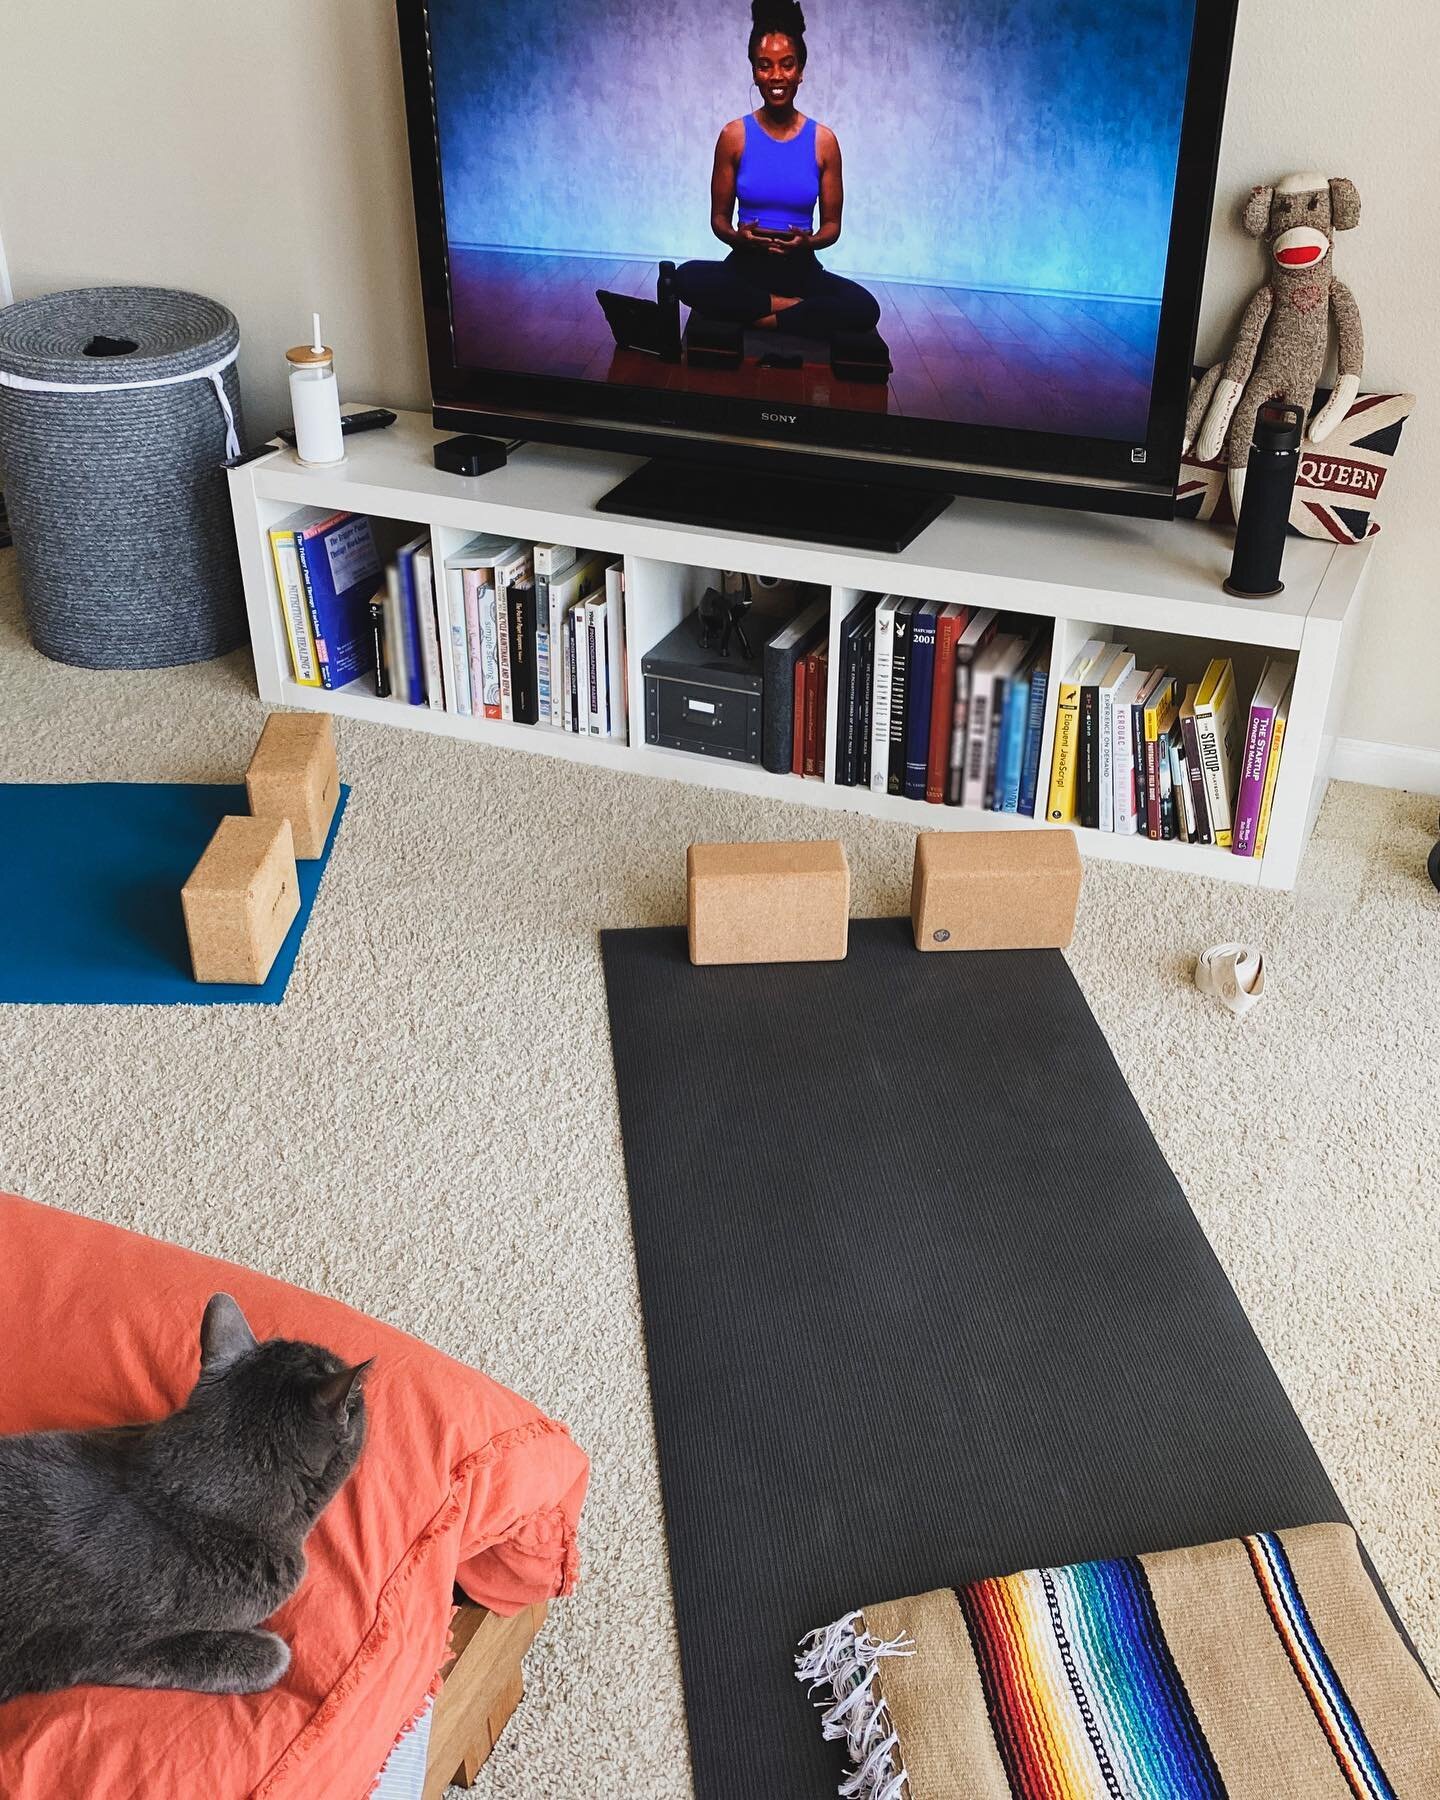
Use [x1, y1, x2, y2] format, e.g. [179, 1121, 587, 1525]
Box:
[643, 585, 811, 762]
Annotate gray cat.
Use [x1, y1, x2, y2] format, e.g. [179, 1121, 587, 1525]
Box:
[0, 1293, 372, 1704]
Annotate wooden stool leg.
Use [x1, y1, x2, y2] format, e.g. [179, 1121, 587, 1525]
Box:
[424, 1602, 546, 1799]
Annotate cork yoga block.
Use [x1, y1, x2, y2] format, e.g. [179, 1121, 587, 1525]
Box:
[246, 712, 339, 859]
[687, 840, 850, 966]
[911, 828, 1081, 952]
[181, 816, 300, 985]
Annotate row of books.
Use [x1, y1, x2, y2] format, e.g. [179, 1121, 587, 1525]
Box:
[764, 595, 1052, 813]
[1045, 645, 1294, 857]
[761, 598, 830, 778]
[270, 510, 628, 738]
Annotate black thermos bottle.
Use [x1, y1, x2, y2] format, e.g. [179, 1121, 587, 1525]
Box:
[1224, 400, 1303, 598]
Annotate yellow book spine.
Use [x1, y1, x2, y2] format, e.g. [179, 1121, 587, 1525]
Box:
[269, 528, 322, 688]
[1046, 681, 1083, 822]
[1253, 709, 1288, 857]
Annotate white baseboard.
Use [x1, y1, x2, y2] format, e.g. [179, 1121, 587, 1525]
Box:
[1331, 736, 1440, 797]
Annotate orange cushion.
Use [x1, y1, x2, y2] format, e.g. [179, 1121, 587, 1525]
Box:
[0, 1193, 589, 1799]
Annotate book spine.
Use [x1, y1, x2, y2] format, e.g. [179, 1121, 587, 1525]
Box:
[605, 567, 628, 742]
[397, 551, 424, 705]
[1131, 695, 1148, 834]
[591, 600, 609, 735]
[269, 531, 321, 687]
[1231, 704, 1275, 856]
[886, 615, 912, 795]
[510, 585, 540, 724]
[984, 677, 1007, 809]
[415, 551, 444, 710]
[1097, 685, 1116, 832]
[1254, 708, 1288, 857]
[815, 645, 830, 780]
[1082, 686, 1105, 829]
[1179, 713, 1212, 844]
[1169, 731, 1191, 842]
[1017, 668, 1048, 818]
[366, 586, 388, 698]
[1194, 688, 1235, 848]
[565, 607, 579, 732]
[857, 625, 874, 789]
[925, 615, 959, 804]
[902, 614, 937, 801]
[945, 661, 970, 806]
[1157, 737, 1176, 839]
[1145, 731, 1163, 840]
[1112, 695, 1136, 835]
[793, 653, 807, 774]
[294, 534, 335, 692]
[494, 569, 515, 721]
[868, 610, 895, 794]
[963, 669, 996, 809]
[446, 571, 472, 716]
[534, 572, 551, 720]
[999, 678, 1028, 812]
[838, 630, 861, 787]
[803, 647, 820, 776]
[1045, 679, 1082, 823]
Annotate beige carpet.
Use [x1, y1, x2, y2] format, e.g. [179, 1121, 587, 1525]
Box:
[1, 547, 1437, 1797]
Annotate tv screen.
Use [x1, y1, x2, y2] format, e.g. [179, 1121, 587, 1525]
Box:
[399, 0, 1236, 516]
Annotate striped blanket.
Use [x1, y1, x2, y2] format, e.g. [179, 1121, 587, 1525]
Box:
[796, 1524, 1440, 1799]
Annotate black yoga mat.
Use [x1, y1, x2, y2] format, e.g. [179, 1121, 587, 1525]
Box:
[601, 919, 1375, 1799]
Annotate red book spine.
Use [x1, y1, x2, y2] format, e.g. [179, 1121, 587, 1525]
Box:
[925, 610, 963, 803]
[1145, 735, 1162, 840]
[803, 648, 819, 777]
[792, 656, 807, 774]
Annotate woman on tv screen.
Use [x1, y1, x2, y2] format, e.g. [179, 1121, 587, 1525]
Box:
[672, 0, 881, 342]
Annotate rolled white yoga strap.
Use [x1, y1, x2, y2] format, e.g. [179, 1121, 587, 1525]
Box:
[1195, 942, 1266, 1018]
[0, 345, 242, 461]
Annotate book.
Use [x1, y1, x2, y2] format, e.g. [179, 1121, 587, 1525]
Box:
[965, 634, 1025, 809]
[1233, 658, 1296, 856]
[803, 644, 823, 776]
[604, 562, 628, 741]
[1094, 647, 1136, 832]
[366, 585, 389, 698]
[764, 598, 828, 775]
[383, 563, 406, 704]
[1110, 666, 1149, 836]
[903, 602, 942, 800]
[564, 600, 583, 733]
[544, 554, 607, 727]
[1168, 724, 1191, 842]
[414, 544, 447, 711]
[886, 598, 920, 795]
[584, 591, 606, 734]
[836, 593, 879, 787]
[868, 596, 903, 794]
[793, 653, 807, 773]
[394, 531, 430, 705]
[492, 544, 533, 721]
[945, 608, 999, 805]
[1177, 684, 1212, 845]
[856, 620, 875, 789]
[1078, 676, 1101, 828]
[996, 659, 1033, 813]
[1016, 650, 1051, 819]
[814, 642, 830, 779]
[445, 567, 471, 715]
[445, 534, 524, 720]
[984, 668, 1011, 809]
[534, 545, 577, 726]
[1193, 657, 1243, 849]
[1253, 680, 1292, 858]
[1045, 637, 1108, 823]
[275, 508, 383, 692]
[924, 604, 967, 803]
[1130, 667, 1166, 832]
[506, 578, 540, 724]
[267, 521, 321, 686]
[1142, 674, 1180, 840]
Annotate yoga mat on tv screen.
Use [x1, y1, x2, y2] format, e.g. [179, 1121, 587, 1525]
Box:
[0, 782, 347, 1005]
[601, 919, 1395, 1800]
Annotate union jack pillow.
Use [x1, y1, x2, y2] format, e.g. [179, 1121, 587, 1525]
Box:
[1176, 379, 1414, 544]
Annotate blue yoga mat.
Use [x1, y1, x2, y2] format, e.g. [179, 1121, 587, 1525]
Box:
[0, 782, 348, 1005]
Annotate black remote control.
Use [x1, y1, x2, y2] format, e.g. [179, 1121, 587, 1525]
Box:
[275, 408, 397, 448]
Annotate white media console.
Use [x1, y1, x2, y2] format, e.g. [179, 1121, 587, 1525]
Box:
[229, 409, 1370, 890]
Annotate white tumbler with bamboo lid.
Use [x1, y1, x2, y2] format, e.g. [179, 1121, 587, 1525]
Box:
[286, 313, 345, 466]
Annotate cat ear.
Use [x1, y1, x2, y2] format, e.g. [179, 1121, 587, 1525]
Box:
[313, 1359, 374, 1418]
[200, 1294, 259, 1372]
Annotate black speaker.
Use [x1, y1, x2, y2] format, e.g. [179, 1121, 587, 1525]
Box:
[1224, 401, 1303, 598]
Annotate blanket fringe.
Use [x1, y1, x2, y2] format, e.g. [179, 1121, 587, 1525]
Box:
[795, 1611, 915, 1800]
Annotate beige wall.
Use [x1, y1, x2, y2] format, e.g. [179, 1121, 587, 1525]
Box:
[1, 0, 1436, 753]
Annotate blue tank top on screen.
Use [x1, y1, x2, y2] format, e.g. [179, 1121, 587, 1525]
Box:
[736, 114, 819, 233]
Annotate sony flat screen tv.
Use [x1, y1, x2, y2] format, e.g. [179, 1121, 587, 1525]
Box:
[397, 0, 1238, 548]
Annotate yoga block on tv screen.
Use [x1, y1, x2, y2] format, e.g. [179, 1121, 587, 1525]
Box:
[688, 839, 849, 966]
[181, 816, 300, 985]
[246, 712, 339, 858]
[911, 829, 1081, 952]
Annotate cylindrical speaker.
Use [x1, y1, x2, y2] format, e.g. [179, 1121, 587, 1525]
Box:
[1224, 400, 1303, 599]
[0, 286, 246, 669]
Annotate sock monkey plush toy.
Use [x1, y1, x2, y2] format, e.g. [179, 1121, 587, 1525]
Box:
[1186, 172, 1364, 510]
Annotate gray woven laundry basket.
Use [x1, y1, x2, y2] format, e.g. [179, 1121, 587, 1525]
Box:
[0, 286, 247, 668]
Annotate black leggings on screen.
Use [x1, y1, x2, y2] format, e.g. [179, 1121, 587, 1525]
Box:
[673, 248, 881, 340]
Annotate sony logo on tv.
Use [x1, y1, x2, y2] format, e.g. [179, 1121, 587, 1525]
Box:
[760, 411, 798, 426]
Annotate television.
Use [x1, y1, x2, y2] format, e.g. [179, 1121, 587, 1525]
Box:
[397, 0, 1238, 549]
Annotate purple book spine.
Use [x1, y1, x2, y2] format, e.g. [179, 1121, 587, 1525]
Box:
[1232, 705, 1275, 857]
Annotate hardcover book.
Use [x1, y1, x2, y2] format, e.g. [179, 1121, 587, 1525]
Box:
[1094, 647, 1136, 832]
[868, 596, 903, 794]
[903, 602, 942, 800]
[1254, 680, 1293, 858]
[925, 604, 967, 803]
[1193, 657, 1243, 848]
[1233, 658, 1296, 856]
[886, 598, 920, 796]
[1016, 650, 1051, 819]
[834, 593, 880, 787]
[945, 608, 999, 805]
[1178, 683, 1212, 845]
[1045, 637, 1108, 823]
